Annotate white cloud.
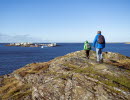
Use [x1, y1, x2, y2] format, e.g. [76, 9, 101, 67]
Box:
[0, 33, 44, 43]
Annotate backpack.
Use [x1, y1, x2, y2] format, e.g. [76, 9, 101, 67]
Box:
[98, 35, 105, 44]
[86, 43, 91, 49]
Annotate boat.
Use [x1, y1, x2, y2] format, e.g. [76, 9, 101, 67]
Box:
[41, 46, 44, 48]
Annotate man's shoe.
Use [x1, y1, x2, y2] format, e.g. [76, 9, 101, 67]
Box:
[100, 59, 103, 63]
[96, 61, 100, 64]
[87, 57, 89, 59]
[99, 61, 103, 64]
[96, 61, 103, 64]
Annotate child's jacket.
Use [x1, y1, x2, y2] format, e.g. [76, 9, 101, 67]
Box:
[84, 41, 91, 50]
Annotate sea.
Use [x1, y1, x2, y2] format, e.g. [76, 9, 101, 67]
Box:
[0, 43, 130, 76]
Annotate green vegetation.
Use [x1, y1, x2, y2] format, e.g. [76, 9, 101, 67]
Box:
[63, 63, 130, 92]
[57, 74, 70, 80]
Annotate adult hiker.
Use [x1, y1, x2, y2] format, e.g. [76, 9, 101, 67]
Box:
[84, 40, 91, 59]
[93, 31, 105, 63]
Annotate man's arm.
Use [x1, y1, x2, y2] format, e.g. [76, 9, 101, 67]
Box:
[93, 35, 97, 48]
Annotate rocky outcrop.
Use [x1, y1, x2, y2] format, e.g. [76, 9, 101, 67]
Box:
[0, 50, 130, 100]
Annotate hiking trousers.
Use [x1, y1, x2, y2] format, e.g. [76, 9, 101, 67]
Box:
[96, 48, 103, 61]
[85, 50, 90, 59]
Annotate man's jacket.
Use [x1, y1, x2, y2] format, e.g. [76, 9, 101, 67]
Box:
[93, 33, 105, 49]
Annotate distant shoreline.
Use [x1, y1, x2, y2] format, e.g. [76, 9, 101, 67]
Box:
[125, 42, 130, 44]
[5, 43, 58, 47]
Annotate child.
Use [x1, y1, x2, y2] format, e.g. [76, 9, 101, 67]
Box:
[84, 40, 91, 59]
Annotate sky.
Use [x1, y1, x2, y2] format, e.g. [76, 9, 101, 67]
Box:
[0, 0, 130, 43]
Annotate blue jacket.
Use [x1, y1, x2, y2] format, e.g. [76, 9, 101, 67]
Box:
[93, 33, 105, 49]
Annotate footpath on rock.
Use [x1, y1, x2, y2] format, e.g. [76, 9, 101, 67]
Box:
[0, 50, 130, 100]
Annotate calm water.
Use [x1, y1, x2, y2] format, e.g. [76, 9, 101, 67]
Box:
[0, 43, 130, 76]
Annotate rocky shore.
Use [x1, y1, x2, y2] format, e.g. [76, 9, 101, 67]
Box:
[0, 50, 130, 100]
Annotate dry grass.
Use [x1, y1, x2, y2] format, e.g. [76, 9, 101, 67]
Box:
[0, 78, 18, 94]
[3, 84, 31, 99]
[10, 90, 32, 99]
[117, 59, 130, 70]
[15, 62, 50, 77]
[0, 77, 31, 99]
[106, 59, 130, 70]
[0, 62, 51, 99]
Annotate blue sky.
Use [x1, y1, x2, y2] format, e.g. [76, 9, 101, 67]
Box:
[0, 0, 130, 43]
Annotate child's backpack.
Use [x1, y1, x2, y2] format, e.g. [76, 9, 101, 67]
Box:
[86, 43, 91, 49]
[98, 35, 105, 44]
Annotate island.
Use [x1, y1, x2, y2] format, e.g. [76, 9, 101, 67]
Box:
[5, 42, 58, 47]
[0, 50, 130, 100]
[125, 42, 130, 44]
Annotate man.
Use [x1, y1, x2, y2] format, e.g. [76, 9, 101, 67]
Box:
[93, 31, 105, 63]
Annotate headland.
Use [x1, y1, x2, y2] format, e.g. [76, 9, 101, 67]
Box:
[0, 50, 130, 100]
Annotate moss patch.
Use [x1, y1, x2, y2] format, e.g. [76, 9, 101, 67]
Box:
[63, 63, 130, 92]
